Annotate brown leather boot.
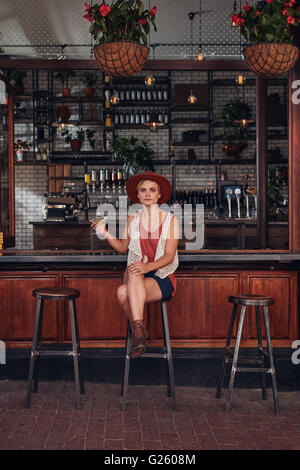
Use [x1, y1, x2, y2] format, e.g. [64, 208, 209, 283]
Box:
[131, 320, 148, 358]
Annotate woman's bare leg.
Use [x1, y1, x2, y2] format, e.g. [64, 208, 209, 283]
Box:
[117, 272, 162, 357]
[126, 270, 147, 322]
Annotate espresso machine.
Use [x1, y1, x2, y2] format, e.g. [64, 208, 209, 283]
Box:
[44, 194, 80, 222]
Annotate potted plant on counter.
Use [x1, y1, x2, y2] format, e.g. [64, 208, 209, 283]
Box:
[64, 126, 96, 152]
[233, 0, 300, 77]
[55, 70, 76, 96]
[80, 71, 98, 97]
[14, 139, 31, 162]
[83, 0, 157, 77]
[112, 136, 154, 176]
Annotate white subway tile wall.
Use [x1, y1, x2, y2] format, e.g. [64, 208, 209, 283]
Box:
[14, 69, 288, 248]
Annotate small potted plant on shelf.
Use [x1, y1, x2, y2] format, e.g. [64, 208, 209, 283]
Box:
[64, 126, 96, 152]
[220, 98, 252, 159]
[83, 0, 157, 77]
[11, 71, 27, 95]
[55, 70, 76, 96]
[112, 135, 154, 176]
[14, 139, 31, 162]
[233, 0, 300, 77]
[80, 71, 98, 97]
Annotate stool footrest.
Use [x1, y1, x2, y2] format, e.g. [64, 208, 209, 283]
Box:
[142, 352, 167, 359]
[37, 350, 79, 357]
[236, 367, 272, 373]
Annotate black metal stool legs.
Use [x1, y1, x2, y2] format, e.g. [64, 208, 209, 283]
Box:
[255, 306, 267, 400]
[263, 306, 279, 414]
[69, 299, 85, 410]
[225, 305, 246, 412]
[121, 321, 132, 412]
[216, 295, 279, 414]
[25, 298, 44, 408]
[26, 288, 83, 410]
[161, 301, 176, 411]
[121, 301, 176, 412]
[216, 303, 238, 399]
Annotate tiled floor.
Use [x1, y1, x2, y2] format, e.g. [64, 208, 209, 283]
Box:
[1, 380, 300, 450]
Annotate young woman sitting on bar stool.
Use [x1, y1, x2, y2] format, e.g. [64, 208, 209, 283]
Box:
[91, 172, 179, 358]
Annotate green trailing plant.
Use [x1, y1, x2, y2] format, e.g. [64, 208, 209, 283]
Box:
[112, 136, 154, 176]
[83, 0, 157, 46]
[220, 98, 252, 146]
[233, 0, 300, 44]
[80, 71, 98, 88]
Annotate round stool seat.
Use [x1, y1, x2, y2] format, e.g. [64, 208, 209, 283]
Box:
[229, 294, 274, 307]
[33, 287, 80, 300]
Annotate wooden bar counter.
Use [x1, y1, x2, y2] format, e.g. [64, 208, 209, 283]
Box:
[0, 250, 298, 350]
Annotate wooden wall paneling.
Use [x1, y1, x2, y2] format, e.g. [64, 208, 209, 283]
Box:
[62, 273, 128, 345]
[245, 271, 298, 344]
[151, 272, 241, 346]
[0, 273, 60, 345]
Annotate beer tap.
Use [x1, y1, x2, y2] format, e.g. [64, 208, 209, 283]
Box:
[226, 188, 232, 218]
[235, 188, 241, 218]
[245, 192, 250, 218]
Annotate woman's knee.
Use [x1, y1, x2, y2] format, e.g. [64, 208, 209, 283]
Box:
[117, 284, 128, 304]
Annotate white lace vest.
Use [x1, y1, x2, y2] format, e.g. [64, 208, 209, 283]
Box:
[127, 210, 179, 279]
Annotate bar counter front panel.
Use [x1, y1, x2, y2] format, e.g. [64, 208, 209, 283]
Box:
[0, 251, 298, 349]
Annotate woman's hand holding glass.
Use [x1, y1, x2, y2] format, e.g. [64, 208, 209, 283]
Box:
[90, 217, 108, 238]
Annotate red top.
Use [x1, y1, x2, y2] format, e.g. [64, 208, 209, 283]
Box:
[139, 216, 176, 296]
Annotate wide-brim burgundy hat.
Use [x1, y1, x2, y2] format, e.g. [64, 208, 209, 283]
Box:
[126, 171, 172, 204]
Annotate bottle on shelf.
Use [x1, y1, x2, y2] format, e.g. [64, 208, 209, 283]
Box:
[105, 169, 111, 190]
[112, 168, 117, 189]
[36, 148, 42, 161]
[105, 90, 111, 109]
[163, 85, 168, 101]
[84, 169, 90, 193]
[42, 148, 48, 161]
[117, 168, 123, 188]
[100, 169, 105, 191]
[91, 169, 97, 193]
[105, 114, 111, 127]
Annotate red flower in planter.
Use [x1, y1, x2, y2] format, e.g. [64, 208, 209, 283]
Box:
[100, 3, 111, 17]
[138, 19, 147, 25]
[243, 2, 250, 11]
[287, 15, 295, 22]
[151, 6, 157, 15]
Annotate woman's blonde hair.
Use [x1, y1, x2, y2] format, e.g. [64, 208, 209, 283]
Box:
[136, 179, 161, 193]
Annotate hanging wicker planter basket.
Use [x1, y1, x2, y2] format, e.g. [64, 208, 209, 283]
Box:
[243, 43, 299, 78]
[94, 41, 149, 78]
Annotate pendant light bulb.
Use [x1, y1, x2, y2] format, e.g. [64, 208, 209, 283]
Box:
[197, 49, 204, 62]
[145, 72, 155, 89]
[188, 90, 197, 104]
[110, 90, 119, 105]
[236, 74, 246, 86]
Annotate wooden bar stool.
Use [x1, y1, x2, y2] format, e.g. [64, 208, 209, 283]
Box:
[121, 300, 176, 412]
[25, 287, 84, 410]
[216, 294, 279, 413]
